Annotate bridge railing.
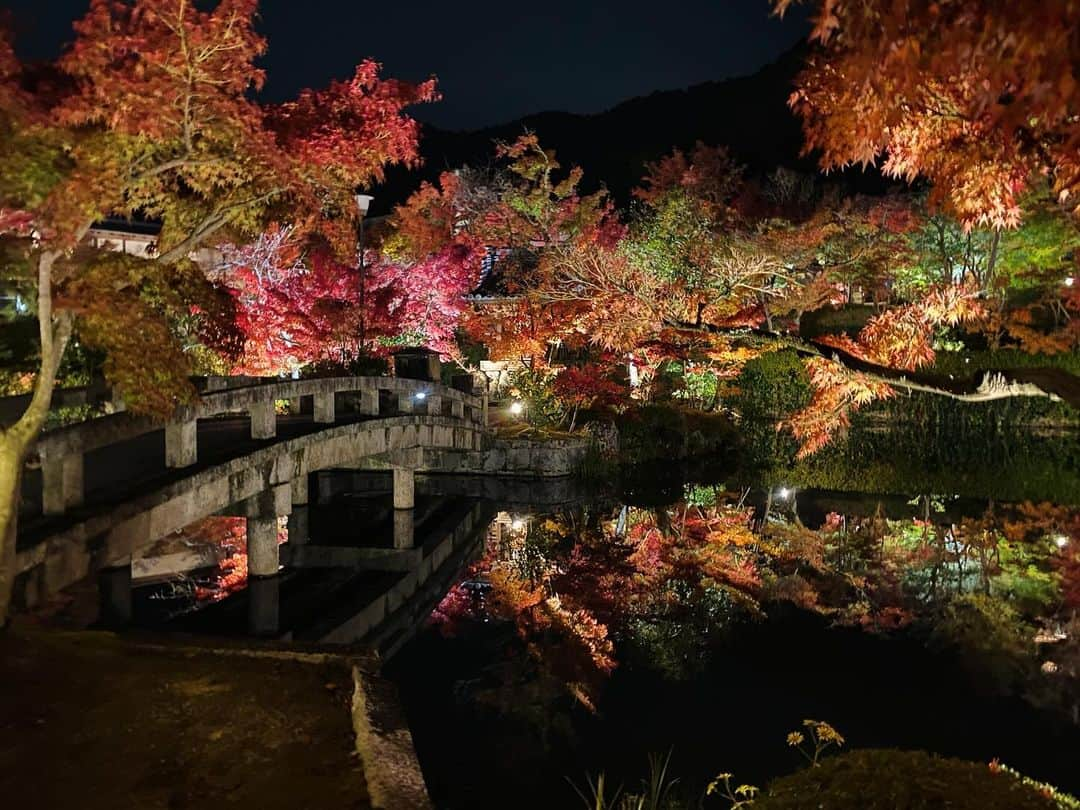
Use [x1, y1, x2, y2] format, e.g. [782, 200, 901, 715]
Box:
[16, 375, 486, 518]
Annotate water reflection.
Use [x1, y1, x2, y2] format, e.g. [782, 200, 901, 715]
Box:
[114, 458, 1080, 807]
[431, 488, 1080, 721]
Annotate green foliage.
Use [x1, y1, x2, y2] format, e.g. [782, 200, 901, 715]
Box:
[683, 484, 719, 508]
[756, 749, 1069, 810]
[623, 618, 709, 681]
[623, 192, 714, 288]
[895, 212, 993, 294]
[0, 122, 68, 213]
[671, 365, 720, 411]
[508, 366, 566, 427]
[995, 201, 1080, 287]
[928, 350, 1080, 380]
[572, 751, 683, 810]
[731, 350, 811, 419]
[747, 420, 1080, 506]
[992, 539, 1062, 615]
[885, 195, 1078, 301]
[930, 594, 1035, 694]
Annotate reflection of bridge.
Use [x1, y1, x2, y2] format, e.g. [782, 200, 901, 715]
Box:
[121, 471, 590, 659]
[156, 493, 499, 659]
[12, 375, 489, 612]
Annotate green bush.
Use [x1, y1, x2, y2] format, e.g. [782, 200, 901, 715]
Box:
[507, 366, 566, 427]
[756, 749, 1067, 810]
[747, 420, 1080, 505]
[731, 350, 811, 419]
[929, 594, 1036, 695]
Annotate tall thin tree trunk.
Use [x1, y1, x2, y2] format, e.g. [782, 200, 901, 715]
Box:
[984, 229, 1001, 292]
[0, 250, 72, 626]
[0, 446, 23, 627]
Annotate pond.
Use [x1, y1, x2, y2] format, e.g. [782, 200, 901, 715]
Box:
[385, 421, 1080, 809]
[127, 418, 1080, 808]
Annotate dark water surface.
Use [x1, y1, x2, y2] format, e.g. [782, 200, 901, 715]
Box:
[129, 422, 1080, 809]
[387, 424, 1080, 809]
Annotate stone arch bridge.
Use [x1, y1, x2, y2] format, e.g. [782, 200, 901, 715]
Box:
[10, 375, 505, 613]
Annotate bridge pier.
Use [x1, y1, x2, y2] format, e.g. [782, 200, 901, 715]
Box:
[165, 417, 197, 468]
[425, 395, 442, 417]
[392, 468, 415, 510]
[292, 472, 309, 505]
[41, 452, 83, 515]
[393, 509, 414, 549]
[98, 558, 132, 628]
[397, 391, 414, 414]
[248, 515, 280, 578]
[248, 574, 280, 637]
[392, 467, 415, 548]
[451, 399, 464, 419]
[235, 483, 291, 578]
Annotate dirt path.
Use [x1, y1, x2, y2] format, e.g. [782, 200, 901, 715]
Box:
[0, 627, 371, 809]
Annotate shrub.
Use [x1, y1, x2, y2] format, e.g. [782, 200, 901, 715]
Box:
[731, 350, 811, 419]
[756, 749, 1068, 810]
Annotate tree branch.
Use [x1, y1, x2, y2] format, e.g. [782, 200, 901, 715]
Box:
[155, 189, 281, 263]
[665, 319, 1078, 407]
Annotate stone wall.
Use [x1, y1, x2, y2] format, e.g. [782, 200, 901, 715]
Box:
[424, 436, 589, 478]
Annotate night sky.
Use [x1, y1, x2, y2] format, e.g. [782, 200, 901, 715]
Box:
[1, 0, 809, 131]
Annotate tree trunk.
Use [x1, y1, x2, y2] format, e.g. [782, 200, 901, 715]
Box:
[984, 229, 1001, 291]
[0, 442, 22, 628]
[0, 250, 72, 626]
[760, 291, 774, 332]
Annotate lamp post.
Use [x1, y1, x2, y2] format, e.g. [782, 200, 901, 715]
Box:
[355, 193, 374, 355]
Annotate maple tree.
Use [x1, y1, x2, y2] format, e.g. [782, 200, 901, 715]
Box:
[435, 133, 1076, 455]
[0, 0, 436, 623]
[634, 141, 744, 218]
[211, 229, 371, 374]
[367, 241, 484, 358]
[772, 0, 1080, 230]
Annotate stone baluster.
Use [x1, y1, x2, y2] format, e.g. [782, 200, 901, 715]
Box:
[249, 398, 276, 439]
[313, 390, 335, 424]
[41, 451, 84, 516]
[165, 417, 197, 468]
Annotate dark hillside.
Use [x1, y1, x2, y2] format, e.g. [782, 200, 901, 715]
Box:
[376, 43, 891, 212]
